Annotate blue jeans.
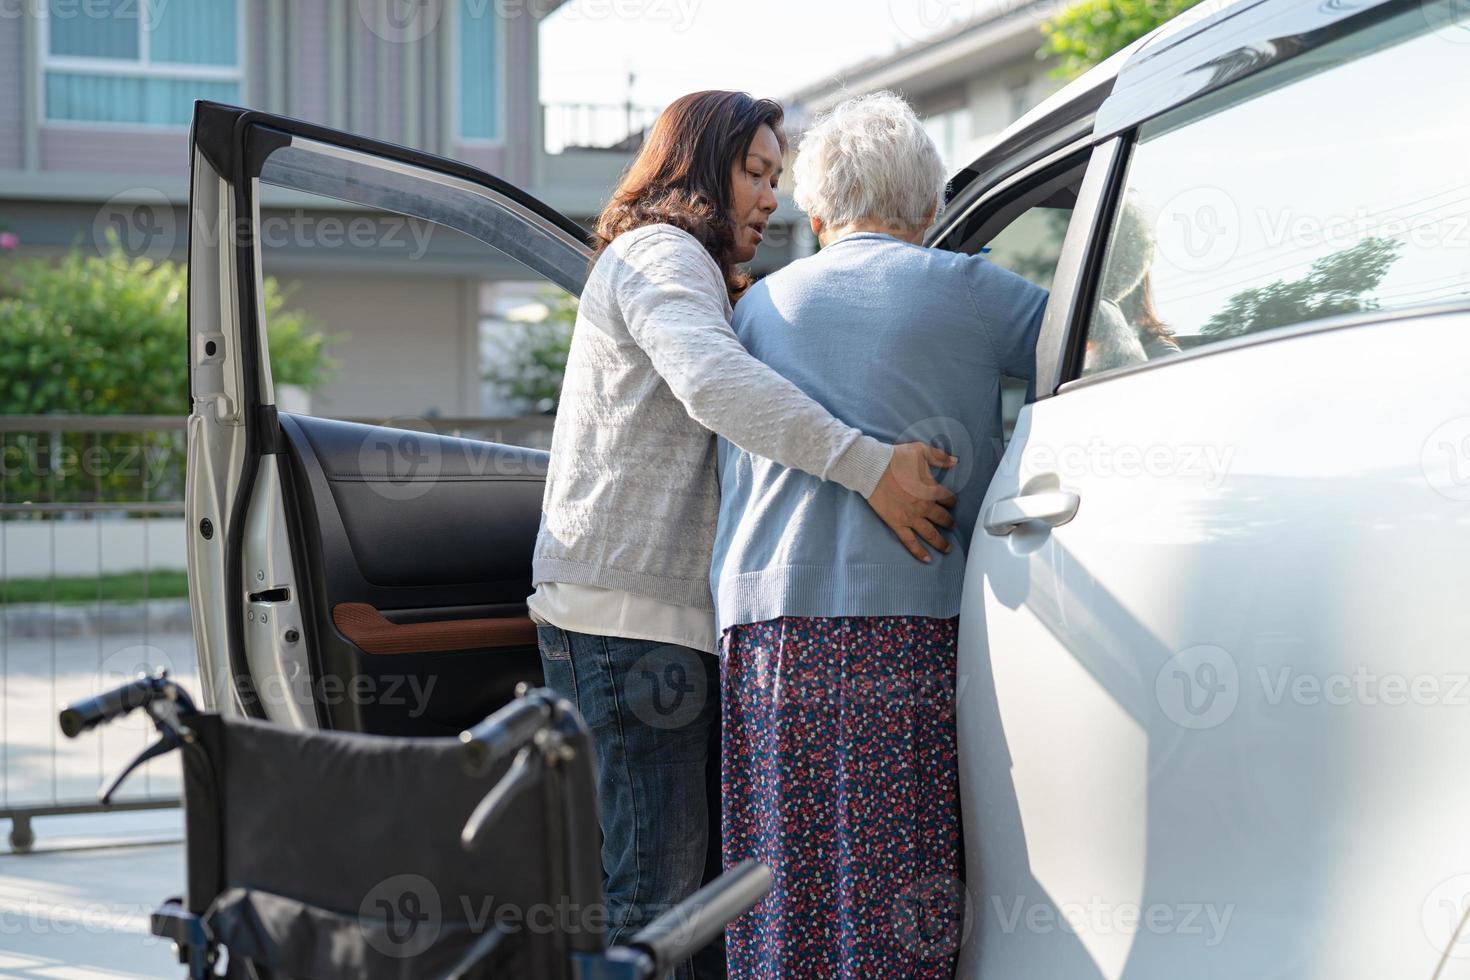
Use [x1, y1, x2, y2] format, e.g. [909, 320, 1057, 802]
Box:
[537, 624, 725, 980]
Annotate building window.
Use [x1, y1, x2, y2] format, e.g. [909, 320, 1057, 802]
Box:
[41, 0, 241, 127]
[922, 105, 974, 176]
[1007, 79, 1032, 122]
[458, 0, 500, 142]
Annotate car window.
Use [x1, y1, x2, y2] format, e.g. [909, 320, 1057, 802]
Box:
[980, 199, 1073, 440]
[945, 159, 1084, 437]
[1079, 0, 1470, 378]
[248, 136, 588, 444]
[981, 201, 1072, 296]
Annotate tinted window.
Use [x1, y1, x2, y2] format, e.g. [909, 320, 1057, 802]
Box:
[1081, 0, 1470, 376]
[982, 201, 1072, 295]
[250, 134, 587, 439]
[947, 160, 1084, 437]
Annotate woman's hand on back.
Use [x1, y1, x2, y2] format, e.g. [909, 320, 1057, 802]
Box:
[867, 442, 959, 562]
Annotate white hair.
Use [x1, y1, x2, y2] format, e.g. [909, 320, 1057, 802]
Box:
[792, 91, 947, 234]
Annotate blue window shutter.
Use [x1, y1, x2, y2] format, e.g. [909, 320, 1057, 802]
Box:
[47, 0, 138, 58]
[43, 0, 239, 125]
[46, 73, 239, 125]
[458, 0, 499, 140]
[151, 0, 238, 66]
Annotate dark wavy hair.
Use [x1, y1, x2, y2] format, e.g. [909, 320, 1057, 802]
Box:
[593, 90, 786, 299]
[1119, 275, 1178, 346]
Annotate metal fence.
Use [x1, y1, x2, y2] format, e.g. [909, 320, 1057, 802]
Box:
[0, 412, 550, 852]
[0, 414, 190, 852]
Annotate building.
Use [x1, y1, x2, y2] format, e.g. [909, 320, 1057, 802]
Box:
[785, 0, 1061, 176]
[0, 1, 1054, 423]
[0, 0, 796, 420]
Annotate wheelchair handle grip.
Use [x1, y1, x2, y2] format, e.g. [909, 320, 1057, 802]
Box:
[629, 860, 773, 978]
[459, 691, 555, 775]
[60, 675, 164, 739]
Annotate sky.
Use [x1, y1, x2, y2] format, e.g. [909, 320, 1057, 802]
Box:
[537, 0, 1002, 108]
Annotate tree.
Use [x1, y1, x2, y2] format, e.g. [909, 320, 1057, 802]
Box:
[0, 244, 331, 503]
[1040, 0, 1205, 79]
[483, 290, 577, 414]
[0, 244, 330, 415]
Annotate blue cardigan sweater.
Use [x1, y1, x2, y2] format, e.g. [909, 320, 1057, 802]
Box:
[709, 232, 1049, 635]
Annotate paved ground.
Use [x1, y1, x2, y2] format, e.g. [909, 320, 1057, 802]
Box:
[1, 629, 198, 808]
[0, 625, 197, 977]
[0, 811, 185, 979]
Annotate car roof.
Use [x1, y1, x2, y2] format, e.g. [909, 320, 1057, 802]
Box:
[949, 0, 1401, 196]
[1095, 0, 1401, 137]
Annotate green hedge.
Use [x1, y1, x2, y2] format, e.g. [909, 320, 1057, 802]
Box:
[0, 246, 331, 504]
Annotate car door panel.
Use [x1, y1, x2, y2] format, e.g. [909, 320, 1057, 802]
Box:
[283, 414, 546, 592]
[949, 5, 1470, 972]
[961, 311, 1470, 979]
[275, 413, 546, 735]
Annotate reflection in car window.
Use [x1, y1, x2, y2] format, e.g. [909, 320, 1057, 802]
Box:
[1082, 0, 1470, 377]
[971, 197, 1075, 440]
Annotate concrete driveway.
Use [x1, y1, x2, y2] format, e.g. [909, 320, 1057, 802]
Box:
[0, 811, 184, 979]
[0, 616, 197, 977]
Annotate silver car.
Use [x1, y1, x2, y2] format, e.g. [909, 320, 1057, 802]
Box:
[186, 0, 1470, 974]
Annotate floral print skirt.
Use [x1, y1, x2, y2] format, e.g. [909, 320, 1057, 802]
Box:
[720, 615, 965, 979]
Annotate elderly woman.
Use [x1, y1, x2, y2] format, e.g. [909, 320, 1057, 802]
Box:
[709, 92, 1050, 978]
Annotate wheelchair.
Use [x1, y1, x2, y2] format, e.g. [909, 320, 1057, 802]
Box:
[59, 671, 768, 979]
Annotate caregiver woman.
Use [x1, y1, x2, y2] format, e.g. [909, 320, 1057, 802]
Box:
[527, 90, 958, 980]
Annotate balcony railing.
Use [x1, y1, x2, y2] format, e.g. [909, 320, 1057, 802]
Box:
[541, 102, 663, 154]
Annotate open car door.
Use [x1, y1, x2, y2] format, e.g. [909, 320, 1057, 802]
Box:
[184, 101, 591, 735]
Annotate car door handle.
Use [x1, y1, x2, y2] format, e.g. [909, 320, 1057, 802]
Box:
[983, 490, 1080, 536]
